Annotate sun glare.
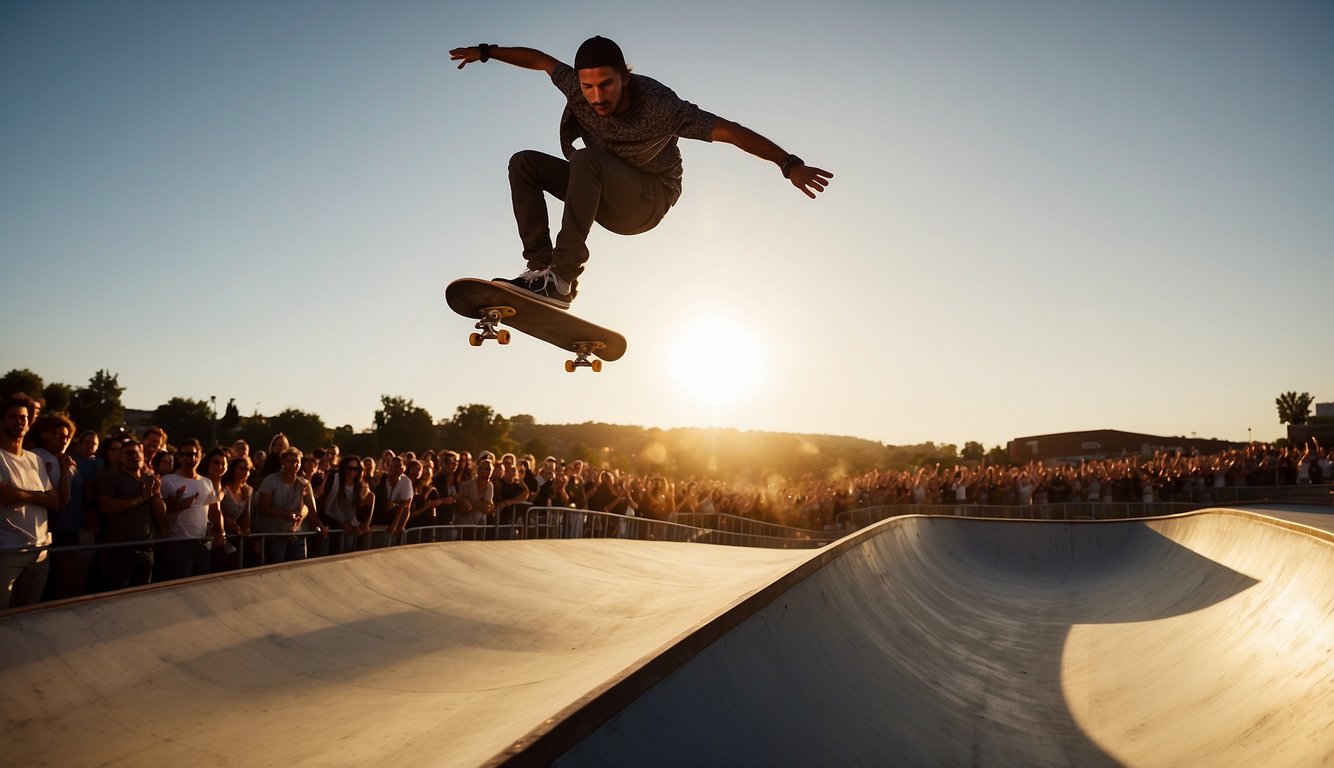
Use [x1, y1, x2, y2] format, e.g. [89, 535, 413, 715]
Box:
[667, 310, 767, 405]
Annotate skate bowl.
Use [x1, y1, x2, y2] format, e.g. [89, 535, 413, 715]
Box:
[1, 507, 1330, 767]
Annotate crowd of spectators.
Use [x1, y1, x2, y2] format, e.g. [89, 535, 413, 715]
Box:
[2, 390, 1330, 609]
[778, 441, 1334, 531]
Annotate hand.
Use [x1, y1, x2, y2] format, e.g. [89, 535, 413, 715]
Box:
[449, 46, 481, 69]
[789, 164, 833, 199]
[58, 453, 76, 473]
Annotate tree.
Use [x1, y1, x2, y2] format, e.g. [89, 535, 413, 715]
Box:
[68, 370, 125, 435]
[960, 441, 985, 461]
[333, 425, 378, 457]
[0, 368, 43, 400]
[986, 445, 1012, 466]
[374, 395, 436, 453]
[42, 382, 74, 413]
[521, 436, 550, 459]
[152, 397, 215, 445]
[439, 403, 513, 455]
[269, 408, 331, 450]
[219, 398, 241, 435]
[1276, 391, 1314, 425]
[237, 415, 275, 454]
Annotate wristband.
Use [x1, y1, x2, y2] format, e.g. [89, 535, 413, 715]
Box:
[780, 154, 804, 179]
[478, 43, 492, 63]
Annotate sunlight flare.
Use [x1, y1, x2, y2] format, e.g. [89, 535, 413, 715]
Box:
[667, 310, 768, 405]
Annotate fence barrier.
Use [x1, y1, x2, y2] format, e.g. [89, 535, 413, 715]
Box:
[4, 486, 1328, 608]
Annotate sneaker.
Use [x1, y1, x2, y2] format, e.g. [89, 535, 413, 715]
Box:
[492, 267, 544, 290]
[521, 268, 576, 309]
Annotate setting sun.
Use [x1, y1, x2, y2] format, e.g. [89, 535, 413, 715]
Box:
[666, 310, 768, 405]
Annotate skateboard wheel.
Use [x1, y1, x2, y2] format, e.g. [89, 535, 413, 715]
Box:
[497, 329, 511, 345]
[468, 333, 483, 347]
[591, 359, 602, 373]
[564, 360, 576, 373]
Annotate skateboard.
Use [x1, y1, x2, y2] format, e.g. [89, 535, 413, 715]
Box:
[444, 278, 627, 372]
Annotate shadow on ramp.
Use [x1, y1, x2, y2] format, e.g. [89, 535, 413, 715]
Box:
[550, 513, 1332, 768]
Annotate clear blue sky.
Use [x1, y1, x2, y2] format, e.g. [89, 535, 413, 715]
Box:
[3, 0, 1331, 449]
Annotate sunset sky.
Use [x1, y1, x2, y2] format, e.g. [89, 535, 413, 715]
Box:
[3, 0, 1330, 450]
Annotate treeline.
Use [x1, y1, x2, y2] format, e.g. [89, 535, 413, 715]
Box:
[3, 367, 1011, 482]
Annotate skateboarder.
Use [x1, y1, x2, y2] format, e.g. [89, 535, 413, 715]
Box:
[449, 36, 833, 308]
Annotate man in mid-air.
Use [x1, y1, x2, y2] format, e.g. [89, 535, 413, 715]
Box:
[450, 36, 833, 308]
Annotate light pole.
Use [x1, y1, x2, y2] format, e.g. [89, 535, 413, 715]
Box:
[210, 395, 217, 447]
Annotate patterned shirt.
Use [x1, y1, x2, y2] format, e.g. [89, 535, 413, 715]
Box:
[552, 63, 717, 205]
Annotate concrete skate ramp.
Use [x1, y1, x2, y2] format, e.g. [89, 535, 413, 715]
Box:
[1, 509, 1330, 767]
[555, 509, 1334, 768]
[0, 540, 808, 767]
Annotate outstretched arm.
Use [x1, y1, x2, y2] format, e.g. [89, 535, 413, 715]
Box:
[711, 118, 833, 199]
[449, 44, 561, 75]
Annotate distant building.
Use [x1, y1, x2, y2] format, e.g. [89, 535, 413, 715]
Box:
[121, 408, 154, 434]
[1007, 429, 1237, 464]
[1288, 402, 1334, 446]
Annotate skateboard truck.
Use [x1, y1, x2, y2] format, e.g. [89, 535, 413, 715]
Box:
[468, 306, 516, 347]
[564, 342, 606, 373]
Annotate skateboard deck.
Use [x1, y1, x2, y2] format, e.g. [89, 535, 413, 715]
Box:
[444, 278, 627, 372]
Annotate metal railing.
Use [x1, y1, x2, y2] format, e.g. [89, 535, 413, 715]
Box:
[1, 507, 830, 607]
[9, 487, 1326, 608]
[405, 506, 830, 549]
[833, 502, 1202, 531]
[832, 487, 1332, 531]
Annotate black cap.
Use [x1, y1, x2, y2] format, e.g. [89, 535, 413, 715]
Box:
[574, 36, 626, 70]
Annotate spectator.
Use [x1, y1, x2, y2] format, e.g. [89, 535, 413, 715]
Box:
[158, 439, 224, 580]
[432, 452, 463, 540]
[456, 452, 475, 484]
[218, 458, 253, 570]
[457, 457, 495, 539]
[321, 456, 373, 555]
[639, 475, 675, 522]
[300, 454, 325, 501]
[255, 447, 318, 565]
[493, 461, 530, 539]
[31, 415, 81, 598]
[405, 459, 442, 542]
[142, 427, 168, 466]
[256, 433, 289, 481]
[151, 449, 174, 477]
[530, 457, 559, 508]
[48, 428, 102, 599]
[373, 455, 413, 543]
[586, 470, 627, 536]
[0, 393, 59, 608]
[97, 440, 164, 590]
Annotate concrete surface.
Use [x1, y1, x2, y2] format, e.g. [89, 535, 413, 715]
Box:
[557, 508, 1334, 767]
[1, 507, 1330, 767]
[0, 540, 808, 767]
